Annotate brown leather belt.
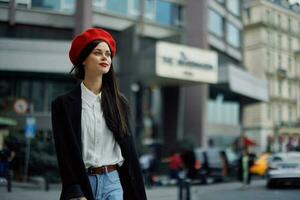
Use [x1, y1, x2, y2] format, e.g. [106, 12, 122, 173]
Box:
[87, 165, 117, 175]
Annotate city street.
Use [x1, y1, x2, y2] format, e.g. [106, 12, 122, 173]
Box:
[1, 180, 299, 200]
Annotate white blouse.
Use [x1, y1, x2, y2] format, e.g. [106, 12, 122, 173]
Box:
[80, 82, 124, 168]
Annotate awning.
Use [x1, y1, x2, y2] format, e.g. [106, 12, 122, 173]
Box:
[216, 64, 269, 104]
[0, 38, 70, 73]
[0, 116, 17, 126]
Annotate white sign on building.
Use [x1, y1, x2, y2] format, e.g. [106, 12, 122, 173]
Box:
[155, 42, 218, 83]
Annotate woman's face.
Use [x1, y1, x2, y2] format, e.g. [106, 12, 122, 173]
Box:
[83, 41, 112, 77]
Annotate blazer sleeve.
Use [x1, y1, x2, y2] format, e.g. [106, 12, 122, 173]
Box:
[128, 134, 147, 200]
[51, 99, 84, 199]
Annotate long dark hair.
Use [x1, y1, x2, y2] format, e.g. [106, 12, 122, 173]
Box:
[70, 40, 130, 137]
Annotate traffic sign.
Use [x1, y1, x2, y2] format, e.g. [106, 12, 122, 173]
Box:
[14, 99, 29, 114]
[25, 117, 36, 139]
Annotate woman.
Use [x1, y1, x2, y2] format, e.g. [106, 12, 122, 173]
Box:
[51, 28, 147, 200]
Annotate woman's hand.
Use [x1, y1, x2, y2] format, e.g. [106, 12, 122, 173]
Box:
[69, 197, 87, 200]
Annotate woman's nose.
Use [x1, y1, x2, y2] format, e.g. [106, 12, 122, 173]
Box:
[101, 55, 108, 60]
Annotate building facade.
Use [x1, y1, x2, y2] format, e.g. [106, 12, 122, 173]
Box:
[243, 0, 300, 152]
[206, 0, 268, 148]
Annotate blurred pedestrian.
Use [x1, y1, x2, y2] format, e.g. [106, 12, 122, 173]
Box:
[51, 28, 147, 200]
[180, 148, 197, 180]
[0, 140, 15, 191]
[161, 150, 183, 183]
[286, 136, 294, 152]
[139, 152, 154, 187]
[238, 148, 255, 189]
[0, 141, 15, 177]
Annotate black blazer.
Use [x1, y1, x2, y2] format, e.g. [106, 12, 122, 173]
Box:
[51, 84, 147, 200]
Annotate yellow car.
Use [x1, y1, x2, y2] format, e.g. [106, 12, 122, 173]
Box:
[250, 153, 269, 176]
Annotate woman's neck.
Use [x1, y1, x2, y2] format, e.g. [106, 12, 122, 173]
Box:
[83, 76, 103, 95]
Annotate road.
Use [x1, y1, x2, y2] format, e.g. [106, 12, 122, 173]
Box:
[190, 179, 300, 200]
[1, 179, 299, 200]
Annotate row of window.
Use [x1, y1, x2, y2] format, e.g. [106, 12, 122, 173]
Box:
[207, 95, 240, 125]
[0, 78, 74, 112]
[215, 0, 241, 17]
[268, 78, 299, 99]
[265, 8, 300, 34]
[266, 29, 300, 51]
[208, 9, 241, 48]
[1, 0, 183, 27]
[95, 0, 183, 27]
[267, 103, 297, 124]
[266, 50, 299, 75]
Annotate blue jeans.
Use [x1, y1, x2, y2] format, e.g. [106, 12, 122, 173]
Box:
[88, 171, 123, 200]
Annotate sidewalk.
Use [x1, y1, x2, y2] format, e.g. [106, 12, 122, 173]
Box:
[0, 181, 180, 200]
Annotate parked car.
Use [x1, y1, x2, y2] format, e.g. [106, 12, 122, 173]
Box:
[266, 151, 300, 188]
[250, 153, 270, 177]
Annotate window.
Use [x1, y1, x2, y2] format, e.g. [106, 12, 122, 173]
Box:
[288, 57, 292, 72]
[208, 9, 224, 37]
[266, 9, 270, 22]
[129, 0, 140, 16]
[106, 0, 128, 16]
[267, 50, 270, 70]
[208, 96, 239, 125]
[144, 0, 156, 20]
[278, 34, 282, 48]
[172, 3, 183, 27]
[269, 30, 274, 46]
[288, 105, 292, 122]
[138, 0, 183, 27]
[246, 8, 251, 19]
[288, 82, 292, 97]
[226, 0, 240, 16]
[288, 37, 292, 51]
[16, 0, 31, 8]
[267, 103, 271, 120]
[32, 0, 60, 10]
[278, 104, 282, 123]
[268, 81, 272, 95]
[0, 0, 9, 6]
[277, 14, 281, 27]
[94, 0, 106, 9]
[155, 0, 172, 26]
[226, 22, 240, 48]
[61, 0, 75, 11]
[268, 10, 274, 24]
[278, 81, 282, 96]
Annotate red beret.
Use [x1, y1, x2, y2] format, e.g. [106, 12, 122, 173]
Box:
[69, 28, 116, 65]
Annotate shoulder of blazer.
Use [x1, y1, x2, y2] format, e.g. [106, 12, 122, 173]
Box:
[52, 83, 81, 106]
